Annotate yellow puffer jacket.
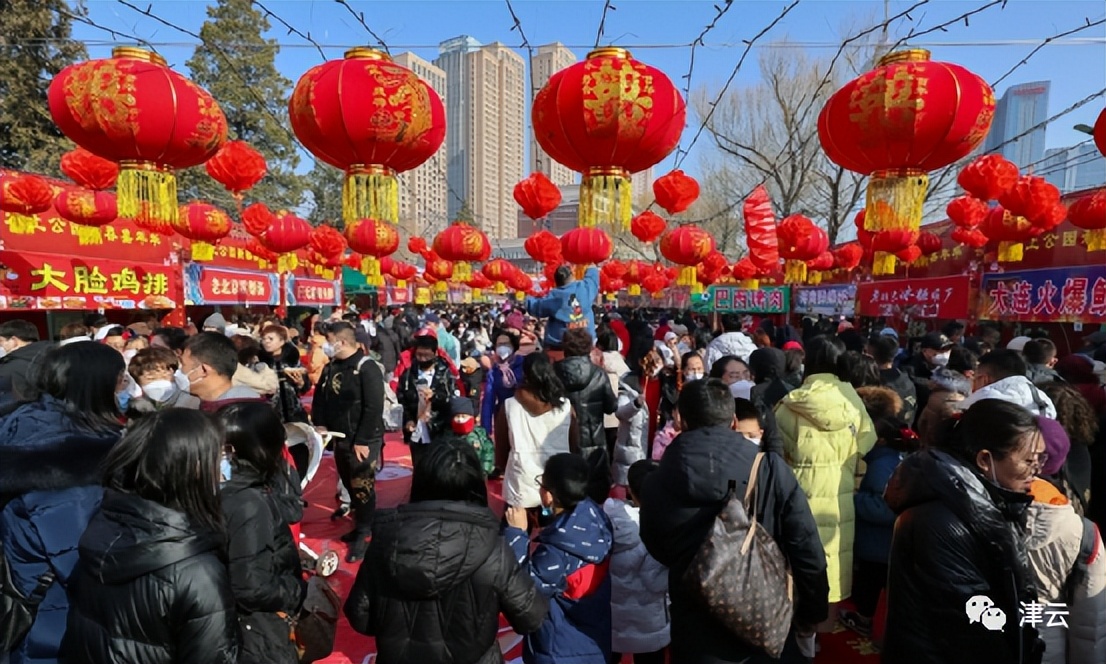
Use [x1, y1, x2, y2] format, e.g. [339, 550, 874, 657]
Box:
[775, 373, 876, 603]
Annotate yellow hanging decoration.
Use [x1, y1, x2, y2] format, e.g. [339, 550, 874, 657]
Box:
[807, 271, 823, 285]
[454, 262, 472, 282]
[361, 257, 384, 286]
[76, 227, 104, 246]
[740, 279, 759, 289]
[677, 266, 697, 287]
[997, 241, 1024, 263]
[493, 282, 507, 295]
[191, 242, 216, 262]
[472, 287, 482, 299]
[784, 260, 808, 284]
[1085, 230, 1105, 252]
[578, 167, 632, 231]
[865, 169, 928, 276]
[343, 165, 398, 226]
[276, 254, 299, 274]
[628, 284, 641, 296]
[514, 291, 525, 302]
[117, 161, 178, 227]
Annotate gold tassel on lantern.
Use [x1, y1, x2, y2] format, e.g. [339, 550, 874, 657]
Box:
[1085, 230, 1106, 252]
[677, 267, 697, 287]
[361, 257, 384, 286]
[807, 271, 823, 285]
[514, 291, 525, 302]
[493, 282, 506, 295]
[866, 169, 927, 276]
[343, 165, 398, 225]
[628, 284, 641, 296]
[784, 260, 808, 284]
[76, 227, 104, 245]
[997, 241, 1024, 263]
[454, 262, 472, 282]
[117, 161, 178, 227]
[740, 279, 759, 289]
[579, 167, 632, 231]
[472, 288, 481, 299]
[277, 254, 299, 273]
[191, 242, 216, 262]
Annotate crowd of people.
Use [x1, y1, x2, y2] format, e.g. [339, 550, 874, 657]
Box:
[1, 284, 1105, 664]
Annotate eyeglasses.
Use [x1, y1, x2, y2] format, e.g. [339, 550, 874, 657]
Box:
[1025, 452, 1049, 469]
[534, 474, 544, 489]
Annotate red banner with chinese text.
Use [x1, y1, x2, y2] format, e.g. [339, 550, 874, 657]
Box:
[286, 276, 340, 307]
[184, 264, 279, 306]
[0, 250, 179, 311]
[856, 275, 972, 319]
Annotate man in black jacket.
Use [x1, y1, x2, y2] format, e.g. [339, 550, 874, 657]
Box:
[872, 334, 918, 425]
[901, 332, 953, 420]
[312, 322, 385, 562]
[0, 319, 53, 407]
[396, 333, 456, 466]
[555, 328, 616, 503]
[639, 379, 829, 664]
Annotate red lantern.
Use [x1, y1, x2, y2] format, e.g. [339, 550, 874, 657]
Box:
[48, 47, 228, 228]
[246, 238, 278, 264]
[524, 229, 562, 265]
[561, 227, 613, 265]
[629, 211, 665, 244]
[1068, 191, 1106, 251]
[916, 231, 943, 256]
[1034, 203, 1067, 233]
[174, 202, 233, 261]
[642, 272, 668, 295]
[433, 222, 492, 281]
[832, 243, 864, 271]
[896, 245, 923, 264]
[345, 218, 399, 284]
[805, 251, 835, 285]
[980, 206, 1039, 262]
[60, 147, 118, 190]
[424, 253, 454, 282]
[54, 189, 117, 245]
[947, 195, 989, 229]
[532, 47, 686, 231]
[872, 228, 920, 256]
[998, 176, 1061, 224]
[260, 211, 311, 254]
[508, 271, 533, 293]
[390, 260, 418, 282]
[310, 224, 347, 260]
[1093, 108, 1106, 158]
[659, 225, 715, 291]
[951, 228, 989, 249]
[600, 273, 625, 294]
[482, 258, 517, 294]
[1, 174, 54, 235]
[819, 49, 994, 275]
[743, 185, 779, 272]
[777, 214, 828, 283]
[205, 140, 267, 201]
[407, 236, 429, 257]
[701, 250, 729, 274]
[730, 258, 760, 288]
[241, 202, 274, 237]
[345, 252, 364, 271]
[289, 48, 445, 225]
[958, 154, 1019, 201]
[514, 172, 563, 220]
[466, 271, 493, 289]
[602, 260, 627, 280]
[653, 170, 700, 215]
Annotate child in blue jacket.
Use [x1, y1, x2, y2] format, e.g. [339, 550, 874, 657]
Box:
[505, 453, 613, 664]
[525, 265, 599, 349]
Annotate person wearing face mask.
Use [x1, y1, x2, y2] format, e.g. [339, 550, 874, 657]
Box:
[124, 347, 201, 418]
[440, 396, 495, 475]
[882, 399, 1047, 664]
[902, 332, 955, 419]
[956, 349, 1057, 419]
[0, 319, 54, 408]
[397, 334, 457, 466]
[481, 332, 525, 440]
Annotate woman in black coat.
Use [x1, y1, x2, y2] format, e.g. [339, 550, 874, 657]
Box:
[555, 328, 617, 503]
[63, 409, 237, 664]
[345, 439, 548, 664]
[218, 402, 307, 664]
[883, 399, 1046, 664]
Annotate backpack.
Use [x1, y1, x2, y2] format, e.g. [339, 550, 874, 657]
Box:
[1, 540, 55, 652]
[353, 357, 402, 433]
[681, 452, 794, 658]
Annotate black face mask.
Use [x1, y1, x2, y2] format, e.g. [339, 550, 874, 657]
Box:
[418, 359, 435, 370]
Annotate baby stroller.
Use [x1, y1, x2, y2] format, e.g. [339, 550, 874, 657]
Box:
[285, 423, 342, 578]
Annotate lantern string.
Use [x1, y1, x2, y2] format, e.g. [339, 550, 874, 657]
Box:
[333, 0, 391, 56]
[990, 16, 1106, 88]
[674, 0, 737, 165]
[886, 0, 1005, 54]
[55, 4, 157, 51]
[593, 0, 615, 49]
[503, 0, 538, 106]
[252, 0, 328, 60]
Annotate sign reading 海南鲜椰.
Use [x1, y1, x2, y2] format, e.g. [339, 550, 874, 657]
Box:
[793, 284, 857, 316]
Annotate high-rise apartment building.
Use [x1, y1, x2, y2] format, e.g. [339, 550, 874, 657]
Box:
[435, 37, 526, 239]
[530, 43, 578, 187]
[1042, 143, 1106, 193]
[983, 81, 1050, 170]
[392, 52, 448, 239]
[631, 167, 655, 204]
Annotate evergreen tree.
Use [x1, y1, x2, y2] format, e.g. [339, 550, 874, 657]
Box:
[0, 0, 86, 175]
[305, 162, 345, 227]
[181, 0, 305, 211]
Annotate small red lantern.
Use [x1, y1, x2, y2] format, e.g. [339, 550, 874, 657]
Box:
[947, 195, 989, 229]
[408, 236, 429, 257]
[482, 258, 517, 294]
[205, 140, 267, 203]
[653, 170, 700, 215]
[508, 271, 533, 293]
[916, 231, 943, 256]
[561, 227, 613, 265]
[631, 211, 667, 243]
[660, 225, 715, 290]
[957, 154, 1019, 201]
[998, 176, 1061, 225]
[60, 147, 119, 191]
[433, 222, 492, 281]
[642, 272, 669, 295]
[602, 260, 628, 280]
[466, 271, 493, 297]
[241, 202, 275, 237]
[805, 251, 835, 285]
[1068, 191, 1106, 251]
[951, 228, 989, 249]
[310, 224, 347, 260]
[777, 214, 828, 283]
[1, 174, 54, 235]
[896, 245, 923, 264]
[980, 206, 1038, 262]
[174, 202, 233, 261]
[832, 243, 864, 271]
[54, 189, 118, 245]
[702, 250, 729, 274]
[730, 257, 760, 288]
[247, 238, 278, 264]
[525, 229, 563, 265]
[260, 211, 312, 255]
[346, 218, 400, 284]
[390, 260, 418, 283]
[424, 253, 454, 282]
[514, 172, 563, 220]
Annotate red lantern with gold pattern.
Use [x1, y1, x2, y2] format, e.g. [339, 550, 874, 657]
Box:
[532, 47, 685, 231]
[916, 231, 943, 257]
[433, 222, 492, 281]
[346, 218, 399, 285]
[310, 224, 347, 261]
[947, 195, 989, 229]
[508, 271, 533, 293]
[482, 258, 517, 294]
[48, 47, 228, 229]
[424, 252, 454, 282]
[205, 140, 267, 202]
[54, 189, 117, 245]
[833, 243, 864, 271]
[514, 172, 563, 220]
[642, 272, 668, 295]
[631, 211, 667, 243]
[524, 229, 562, 265]
[289, 48, 445, 226]
[653, 170, 700, 215]
[1068, 191, 1106, 251]
[980, 206, 1040, 262]
[659, 225, 715, 290]
[958, 154, 1019, 201]
[777, 214, 829, 283]
[60, 148, 119, 191]
[1, 174, 54, 235]
[174, 202, 233, 261]
[260, 211, 311, 254]
[561, 227, 613, 265]
[818, 49, 994, 275]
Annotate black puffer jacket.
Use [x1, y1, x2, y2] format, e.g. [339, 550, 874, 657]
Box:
[62, 490, 238, 664]
[344, 500, 548, 664]
[879, 366, 918, 425]
[263, 343, 311, 424]
[639, 426, 829, 664]
[883, 449, 1043, 664]
[221, 464, 307, 664]
[556, 355, 616, 458]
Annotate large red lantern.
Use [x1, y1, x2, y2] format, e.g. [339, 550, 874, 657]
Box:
[514, 172, 562, 220]
[819, 49, 994, 275]
[532, 47, 686, 231]
[54, 189, 117, 245]
[1068, 191, 1106, 252]
[524, 229, 563, 265]
[433, 222, 492, 281]
[743, 185, 779, 272]
[205, 140, 267, 203]
[660, 225, 715, 289]
[631, 211, 667, 243]
[48, 47, 227, 228]
[777, 214, 829, 283]
[1, 174, 54, 234]
[174, 202, 233, 261]
[958, 154, 1019, 201]
[346, 218, 400, 285]
[653, 170, 700, 215]
[561, 227, 613, 265]
[60, 148, 118, 191]
[289, 48, 445, 226]
[260, 211, 311, 255]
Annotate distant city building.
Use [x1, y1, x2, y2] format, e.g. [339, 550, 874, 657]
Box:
[631, 167, 656, 204]
[1041, 143, 1106, 193]
[516, 185, 580, 237]
[435, 37, 526, 239]
[529, 43, 578, 187]
[392, 52, 448, 239]
[983, 81, 1050, 170]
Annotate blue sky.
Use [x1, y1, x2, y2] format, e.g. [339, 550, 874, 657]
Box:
[73, 0, 1106, 176]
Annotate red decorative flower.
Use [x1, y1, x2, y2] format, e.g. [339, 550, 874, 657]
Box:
[653, 170, 700, 214]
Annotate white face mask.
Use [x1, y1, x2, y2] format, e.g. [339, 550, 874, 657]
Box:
[142, 379, 176, 403]
[932, 351, 950, 367]
[322, 342, 336, 358]
[496, 345, 513, 361]
[677, 342, 691, 356]
[746, 437, 762, 446]
[684, 371, 704, 383]
[729, 380, 754, 399]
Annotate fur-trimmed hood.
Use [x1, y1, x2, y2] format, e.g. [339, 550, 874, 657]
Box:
[0, 395, 121, 497]
[856, 385, 902, 421]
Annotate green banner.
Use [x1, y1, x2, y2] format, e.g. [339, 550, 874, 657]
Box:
[342, 266, 376, 296]
[702, 285, 789, 314]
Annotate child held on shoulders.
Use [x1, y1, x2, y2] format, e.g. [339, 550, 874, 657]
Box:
[505, 453, 614, 664]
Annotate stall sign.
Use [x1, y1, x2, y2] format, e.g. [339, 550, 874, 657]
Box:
[856, 275, 971, 319]
[794, 284, 857, 316]
[981, 265, 1106, 324]
[388, 284, 410, 305]
[706, 286, 789, 314]
[0, 250, 179, 311]
[1, 211, 177, 264]
[286, 276, 341, 307]
[414, 287, 431, 305]
[184, 263, 278, 306]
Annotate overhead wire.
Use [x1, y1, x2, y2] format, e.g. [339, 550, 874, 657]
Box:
[251, 0, 328, 60]
[674, 0, 736, 164]
[885, 0, 1005, 53]
[54, 4, 157, 51]
[990, 16, 1106, 88]
[333, 0, 391, 55]
[594, 0, 615, 49]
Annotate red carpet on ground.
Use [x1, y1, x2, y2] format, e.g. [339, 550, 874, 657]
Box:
[300, 434, 880, 664]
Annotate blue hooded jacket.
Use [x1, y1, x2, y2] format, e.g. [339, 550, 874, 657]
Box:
[525, 267, 600, 348]
[854, 444, 905, 564]
[0, 395, 121, 664]
[507, 498, 613, 664]
[481, 353, 525, 432]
